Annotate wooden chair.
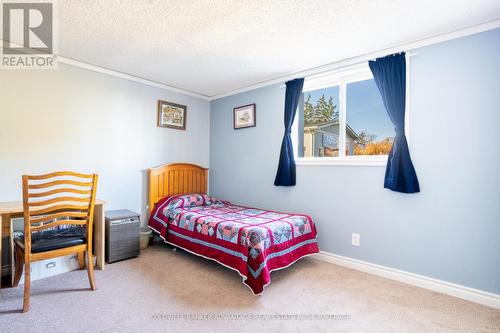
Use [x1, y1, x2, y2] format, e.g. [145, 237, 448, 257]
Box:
[13, 171, 98, 312]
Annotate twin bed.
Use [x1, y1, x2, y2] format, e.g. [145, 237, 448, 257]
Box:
[147, 163, 319, 294]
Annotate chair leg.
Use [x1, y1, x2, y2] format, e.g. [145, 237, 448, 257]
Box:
[13, 246, 24, 287]
[22, 260, 30, 313]
[77, 252, 85, 269]
[86, 250, 96, 291]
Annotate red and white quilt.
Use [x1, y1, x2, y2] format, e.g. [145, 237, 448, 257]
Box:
[148, 194, 319, 294]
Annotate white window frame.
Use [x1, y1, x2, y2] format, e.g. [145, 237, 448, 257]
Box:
[292, 60, 411, 167]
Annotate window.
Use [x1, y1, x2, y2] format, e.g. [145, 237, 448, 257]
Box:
[293, 64, 397, 165]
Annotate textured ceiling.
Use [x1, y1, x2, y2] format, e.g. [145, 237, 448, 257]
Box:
[58, 0, 500, 97]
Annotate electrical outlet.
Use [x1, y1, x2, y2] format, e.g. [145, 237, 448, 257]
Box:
[352, 233, 360, 247]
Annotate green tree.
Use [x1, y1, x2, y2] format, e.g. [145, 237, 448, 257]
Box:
[304, 93, 337, 124]
[304, 94, 314, 124]
[356, 131, 377, 146]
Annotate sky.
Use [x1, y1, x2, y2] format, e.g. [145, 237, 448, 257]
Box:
[304, 79, 395, 141]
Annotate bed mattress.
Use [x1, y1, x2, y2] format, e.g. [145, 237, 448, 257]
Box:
[149, 194, 319, 294]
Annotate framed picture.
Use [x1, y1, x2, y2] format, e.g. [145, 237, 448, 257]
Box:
[233, 104, 256, 129]
[157, 100, 186, 130]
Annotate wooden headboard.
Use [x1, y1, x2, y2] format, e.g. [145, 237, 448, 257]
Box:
[148, 163, 208, 213]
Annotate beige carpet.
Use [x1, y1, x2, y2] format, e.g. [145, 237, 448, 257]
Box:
[0, 242, 499, 333]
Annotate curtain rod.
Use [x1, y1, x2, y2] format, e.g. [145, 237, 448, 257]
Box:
[280, 52, 417, 88]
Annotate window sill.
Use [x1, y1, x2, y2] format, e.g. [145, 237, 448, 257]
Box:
[295, 156, 387, 167]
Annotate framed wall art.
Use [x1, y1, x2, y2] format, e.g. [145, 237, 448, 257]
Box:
[157, 100, 187, 130]
[233, 103, 256, 130]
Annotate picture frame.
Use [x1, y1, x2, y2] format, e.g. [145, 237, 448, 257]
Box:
[233, 103, 256, 130]
[157, 100, 187, 130]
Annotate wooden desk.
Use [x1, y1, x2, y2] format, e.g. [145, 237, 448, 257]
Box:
[0, 199, 106, 288]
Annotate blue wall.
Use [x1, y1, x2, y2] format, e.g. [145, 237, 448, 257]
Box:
[209, 28, 500, 294]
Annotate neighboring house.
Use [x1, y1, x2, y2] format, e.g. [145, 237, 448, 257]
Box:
[302, 120, 360, 157]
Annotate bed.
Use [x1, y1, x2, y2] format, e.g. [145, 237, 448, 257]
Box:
[147, 163, 319, 294]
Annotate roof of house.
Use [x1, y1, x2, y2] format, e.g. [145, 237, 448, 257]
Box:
[304, 120, 360, 141]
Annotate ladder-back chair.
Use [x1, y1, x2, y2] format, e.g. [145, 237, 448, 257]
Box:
[13, 171, 98, 312]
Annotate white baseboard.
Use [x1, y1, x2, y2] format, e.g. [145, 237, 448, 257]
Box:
[312, 251, 500, 310]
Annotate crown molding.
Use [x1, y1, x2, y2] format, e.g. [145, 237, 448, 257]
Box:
[3, 19, 499, 101]
[57, 56, 211, 100]
[210, 19, 500, 100]
[0, 39, 211, 101]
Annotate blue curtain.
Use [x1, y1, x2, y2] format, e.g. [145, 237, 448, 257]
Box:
[368, 53, 420, 193]
[274, 78, 304, 186]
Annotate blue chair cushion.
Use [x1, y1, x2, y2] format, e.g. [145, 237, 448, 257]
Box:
[14, 227, 86, 253]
